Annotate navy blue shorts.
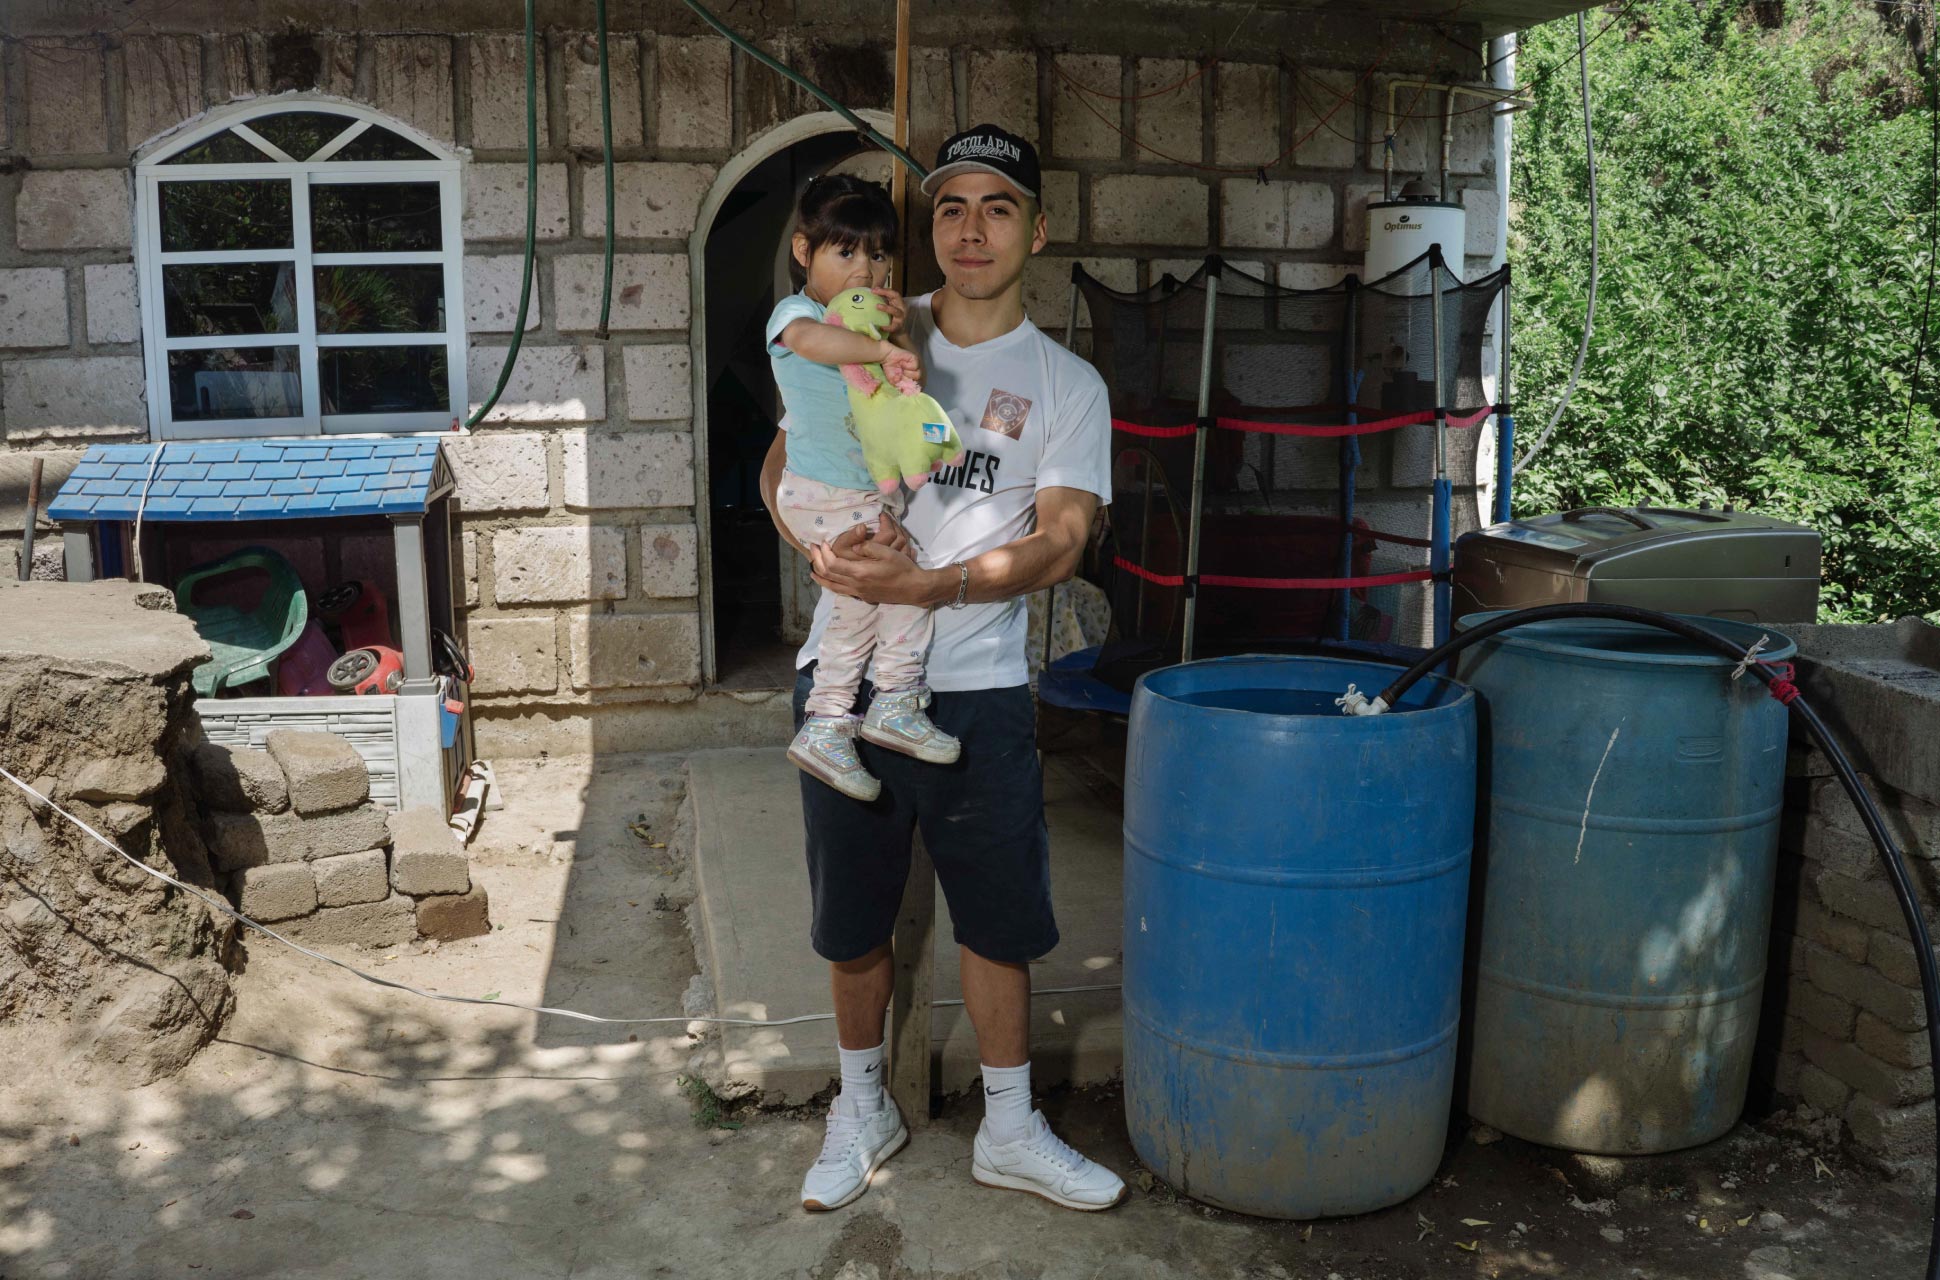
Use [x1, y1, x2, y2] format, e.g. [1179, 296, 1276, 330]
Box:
[794, 665, 1059, 964]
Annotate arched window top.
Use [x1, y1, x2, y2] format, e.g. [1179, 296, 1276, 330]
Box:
[138, 97, 457, 172]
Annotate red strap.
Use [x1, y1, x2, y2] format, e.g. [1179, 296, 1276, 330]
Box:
[1111, 418, 1197, 439]
[1112, 555, 1430, 591]
[1213, 405, 1496, 438]
[1765, 660, 1802, 706]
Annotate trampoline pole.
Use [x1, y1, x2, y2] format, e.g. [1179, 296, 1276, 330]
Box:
[1182, 274, 1219, 664]
[1136, 457, 1152, 638]
[1495, 274, 1514, 524]
[1338, 279, 1361, 642]
[1065, 281, 1079, 350]
[1430, 248, 1451, 646]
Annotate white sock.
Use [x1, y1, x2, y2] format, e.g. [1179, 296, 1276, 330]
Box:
[980, 1062, 1033, 1144]
[837, 1042, 885, 1115]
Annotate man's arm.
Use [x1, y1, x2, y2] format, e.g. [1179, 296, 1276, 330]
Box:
[807, 486, 1098, 608]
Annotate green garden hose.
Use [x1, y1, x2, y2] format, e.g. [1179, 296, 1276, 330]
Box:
[463, 0, 539, 427]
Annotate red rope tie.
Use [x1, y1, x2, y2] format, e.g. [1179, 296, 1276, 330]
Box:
[1765, 660, 1802, 706]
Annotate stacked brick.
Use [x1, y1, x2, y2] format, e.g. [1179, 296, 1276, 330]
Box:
[1768, 743, 1939, 1174]
[194, 730, 490, 947]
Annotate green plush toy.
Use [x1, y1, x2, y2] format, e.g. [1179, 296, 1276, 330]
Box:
[822, 289, 965, 493]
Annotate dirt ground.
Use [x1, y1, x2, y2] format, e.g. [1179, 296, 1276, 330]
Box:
[1, 751, 1930, 1280]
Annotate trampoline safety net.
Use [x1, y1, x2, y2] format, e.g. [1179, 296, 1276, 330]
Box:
[1075, 252, 1507, 691]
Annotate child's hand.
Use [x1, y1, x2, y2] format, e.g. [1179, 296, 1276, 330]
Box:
[872, 288, 907, 336]
[878, 343, 923, 393]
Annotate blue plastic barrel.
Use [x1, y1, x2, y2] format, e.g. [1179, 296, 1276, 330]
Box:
[1456, 613, 1795, 1154]
[1122, 655, 1476, 1218]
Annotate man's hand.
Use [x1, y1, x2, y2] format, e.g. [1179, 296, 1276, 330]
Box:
[809, 524, 944, 607]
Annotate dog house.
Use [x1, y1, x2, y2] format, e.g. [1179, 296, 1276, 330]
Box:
[48, 438, 473, 814]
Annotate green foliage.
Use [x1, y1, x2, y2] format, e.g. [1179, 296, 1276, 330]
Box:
[1511, 0, 1939, 620]
[677, 1074, 743, 1130]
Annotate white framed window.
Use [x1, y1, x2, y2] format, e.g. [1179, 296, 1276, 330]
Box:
[134, 99, 467, 441]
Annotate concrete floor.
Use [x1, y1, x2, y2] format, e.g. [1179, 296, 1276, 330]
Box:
[687, 745, 1126, 1104]
[2, 751, 1930, 1280]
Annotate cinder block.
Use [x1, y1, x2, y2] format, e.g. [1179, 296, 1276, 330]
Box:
[265, 730, 370, 815]
[1136, 58, 1202, 161]
[561, 430, 694, 510]
[491, 525, 626, 604]
[1805, 941, 1929, 1031]
[123, 37, 204, 149]
[388, 807, 471, 896]
[1295, 69, 1359, 171]
[1342, 183, 1386, 254]
[466, 616, 559, 695]
[554, 254, 689, 332]
[1802, 1027, 1930, 1105]
[1091, 175, 1207, 246]
[968, 50, 1040, 144]
[1817, 868, 1921, 934]
[1023, 256, 1136, 330]
[909, 46, 956, 167]
[312, 849, 390, 909]
[283, 892, 419, 950]
[463, 256, 543, 333]
[1219, 179, 1335, 252]
[462, 163, 570, 241]
[566, 611, 701, 690]
[371, 35, 455, 143]
[1771, 1048, 1805, 1099]
[1796, 1062, 1852, 1115]
[1278, 262, 1353, 291]
[17, 171, 131, 251]
[1051, 55, 1121, 160]
[444, 432, 550, 513]
[1793, 980, 1858, 1039]
[565, 31, 644, 148]
[462, 532, 479, 608]
[192, 742, 290, 814]
[1214, 63, 1279, 167]
[623, 345, 693, 421]
[583, 164, 715, 239]
[416, 885, 492, 941]
[656, 36, 732, 150]
[25, 40, 108, 156]
[300, 804, 394, 862]
[1857, 1010, 1934, 1070]
[0, 356, 144, 436]
[640, 524, 700, 598]
[468, 35, 550, 149]
[1867, 929, 1940, 989]
[1796, 898, 1872, 963]
[236, 863, 317, 923]
[211, 804, 385, 869]
[465, 345, 606, 424]
[0, 269, 70, 349]
[84, 264, 139, 345]
[1462, 187, 1500, 257]
[1848, 1093, 1938, 1160]
[1039, 170, 1079, 243]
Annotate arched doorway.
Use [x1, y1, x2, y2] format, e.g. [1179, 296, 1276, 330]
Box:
[687, 111, 897, 688]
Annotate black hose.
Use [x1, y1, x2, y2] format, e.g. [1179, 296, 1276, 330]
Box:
[1366, 602, 1940, 1280]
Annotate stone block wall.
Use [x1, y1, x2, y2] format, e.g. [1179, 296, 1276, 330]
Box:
[194, 730, 491, 947]
[0, 6, 1498, 746]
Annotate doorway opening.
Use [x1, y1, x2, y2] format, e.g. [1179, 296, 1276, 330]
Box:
[697, 127, 895, 690]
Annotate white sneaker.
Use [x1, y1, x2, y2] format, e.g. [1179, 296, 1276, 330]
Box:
[800, 1096, 907, 1212]
[972, 1110, 1128, 1211]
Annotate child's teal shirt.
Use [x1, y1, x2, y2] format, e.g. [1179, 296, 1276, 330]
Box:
[766, 292, 872, 491]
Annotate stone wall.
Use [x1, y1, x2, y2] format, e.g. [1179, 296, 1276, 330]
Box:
[196, 731, 491, 946]
[0, 6, 1498, 750]
[0, 580, 234, 1085]
[1760, 618, 1940, 1183]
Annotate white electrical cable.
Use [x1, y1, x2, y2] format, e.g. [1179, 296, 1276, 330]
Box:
[0, 767, 1119, 1029]
[1514, 9, 1599, 473]
[129, 442, 166, 583]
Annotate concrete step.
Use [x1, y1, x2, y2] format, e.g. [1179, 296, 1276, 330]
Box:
[687, 746, 1125, 1105]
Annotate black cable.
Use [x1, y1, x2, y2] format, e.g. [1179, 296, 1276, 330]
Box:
[1361, 601, 1940, 1280]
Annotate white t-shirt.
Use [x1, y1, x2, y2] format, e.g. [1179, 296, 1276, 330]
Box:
[787, 289, 1112, 692]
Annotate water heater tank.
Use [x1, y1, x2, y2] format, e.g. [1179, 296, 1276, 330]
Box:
[1365, 198, 1465, 283]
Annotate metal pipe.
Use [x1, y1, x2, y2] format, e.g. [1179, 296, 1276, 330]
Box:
[1430, 248, 1450, 644]
[1181, 274, 1219, 664]
[1496, 275, 1515, 524]
[18, 457, 42, 582]
[1337, 281, 1362, 641]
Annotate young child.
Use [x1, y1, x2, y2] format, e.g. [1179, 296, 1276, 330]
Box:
[769, 174, 960, 802]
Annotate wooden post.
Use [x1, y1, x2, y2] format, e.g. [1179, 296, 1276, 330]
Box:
[884, 0, 936, 1128]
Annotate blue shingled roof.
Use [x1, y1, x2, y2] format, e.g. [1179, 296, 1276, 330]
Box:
[48, 439, 450, 522]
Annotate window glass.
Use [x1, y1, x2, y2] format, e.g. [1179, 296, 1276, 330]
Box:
[246, 111, 357, 161]
[319, 346, 449, 415]
[311, 182, 443, 253]
[159, 180, 293, 252]
[163, 263, 299, 337]
[314, 265, 446, 334]
[329, 125, 436, 162]
[160, 130, 270, 165]
[167, 347, 303, 421]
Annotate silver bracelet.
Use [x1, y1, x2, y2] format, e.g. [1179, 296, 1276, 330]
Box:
[949, 561, 970, 610]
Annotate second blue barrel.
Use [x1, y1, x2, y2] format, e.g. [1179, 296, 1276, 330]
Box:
[1456, 613, 1794, 1154]
[1123, 655, 1476, 1218]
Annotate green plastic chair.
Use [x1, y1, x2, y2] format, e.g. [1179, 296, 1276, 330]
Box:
[173, 547, 310, 697]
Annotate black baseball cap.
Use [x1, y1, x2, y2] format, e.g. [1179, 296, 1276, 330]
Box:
[919, 124, 1041, 200]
